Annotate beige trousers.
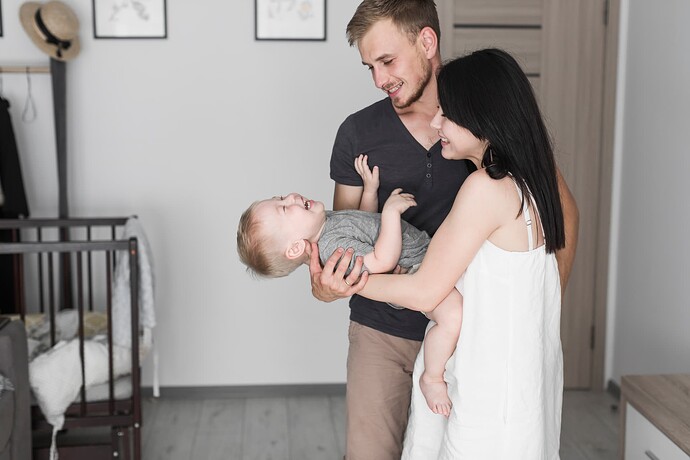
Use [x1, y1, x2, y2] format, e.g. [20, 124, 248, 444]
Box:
[345, 321, 422, 460]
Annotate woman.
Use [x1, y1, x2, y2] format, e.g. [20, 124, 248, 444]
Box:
[358, 48, 565, 459]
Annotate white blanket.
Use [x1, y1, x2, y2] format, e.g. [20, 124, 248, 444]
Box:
[112, 217, 159, 398]
[29, 336, 132, 429]
[112, 217, 156, 348]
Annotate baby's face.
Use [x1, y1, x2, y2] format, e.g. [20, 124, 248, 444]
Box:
[254, 193, 326, 243]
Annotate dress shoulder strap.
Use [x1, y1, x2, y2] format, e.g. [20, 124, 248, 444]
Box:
[512, 180, 536, 251]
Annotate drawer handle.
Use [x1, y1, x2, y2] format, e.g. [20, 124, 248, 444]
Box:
[645, 450, 660, 460]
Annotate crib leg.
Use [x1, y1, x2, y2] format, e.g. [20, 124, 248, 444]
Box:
[133, 422, 142, 460]
[111, 426, 132, 460]
[121, 427, 132, 460]
[111, 427, 118, 457]
[111, 427, 122, 458]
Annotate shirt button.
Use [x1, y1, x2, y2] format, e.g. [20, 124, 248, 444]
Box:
[426, 173, 431, 178]
[427, 163, 432, 168]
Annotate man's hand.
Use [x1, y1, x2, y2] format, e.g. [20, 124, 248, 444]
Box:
[309, 242, 368, 302]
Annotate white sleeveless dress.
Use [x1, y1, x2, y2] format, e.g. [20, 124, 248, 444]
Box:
[402, 187, 563, 460]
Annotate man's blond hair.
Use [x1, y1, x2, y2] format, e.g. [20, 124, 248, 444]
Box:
[346, 0, 441, 47]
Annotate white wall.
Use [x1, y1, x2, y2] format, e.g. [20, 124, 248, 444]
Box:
[11, 0, 686, 390]
[0, 0, 381, 386]
[608, 0, 690, 383]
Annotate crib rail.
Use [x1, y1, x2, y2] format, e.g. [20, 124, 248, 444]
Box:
[0, 217, 142, 459]
[0, 239, 127, 253]
[0, 217, 129, 228]
[0, 217, 130, 314]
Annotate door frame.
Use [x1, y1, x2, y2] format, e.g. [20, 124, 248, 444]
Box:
[591, 0, 621, 391]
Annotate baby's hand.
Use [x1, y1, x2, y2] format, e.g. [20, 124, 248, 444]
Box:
[383, 188, 416, 215]
[354, 154, 379, 193]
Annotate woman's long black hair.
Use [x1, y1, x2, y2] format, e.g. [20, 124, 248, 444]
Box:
[437, 48, 565, 252]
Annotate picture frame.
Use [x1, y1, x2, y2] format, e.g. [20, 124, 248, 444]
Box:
[93, 0, 167, 39]
[255, 0, 326, 42]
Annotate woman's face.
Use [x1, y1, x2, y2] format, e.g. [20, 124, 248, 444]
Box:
[430, 107, 487, 166]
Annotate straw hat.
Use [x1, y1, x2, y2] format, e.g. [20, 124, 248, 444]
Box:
[19, 1, 80, 61]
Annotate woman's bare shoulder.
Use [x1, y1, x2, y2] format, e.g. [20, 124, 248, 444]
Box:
[459, 169, 515, 203]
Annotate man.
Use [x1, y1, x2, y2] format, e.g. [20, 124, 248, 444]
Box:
[308, 1, 579, 459]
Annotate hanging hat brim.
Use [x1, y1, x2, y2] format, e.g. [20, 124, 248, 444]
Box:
[19, 2, 81, 62]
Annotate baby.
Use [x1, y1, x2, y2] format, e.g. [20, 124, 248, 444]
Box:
[236, 157, 463, 416]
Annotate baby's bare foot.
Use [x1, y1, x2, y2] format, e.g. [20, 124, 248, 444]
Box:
[420, 372, 452, 417]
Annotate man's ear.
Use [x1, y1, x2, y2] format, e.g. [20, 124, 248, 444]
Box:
[419, 26, 438, 58]
[285, 239, 308, 260]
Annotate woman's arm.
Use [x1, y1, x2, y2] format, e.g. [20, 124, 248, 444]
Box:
[359, 171, 505, 312]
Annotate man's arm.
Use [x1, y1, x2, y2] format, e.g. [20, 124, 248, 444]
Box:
[333, 183, 364, 211]
[555, 167, 579, 294]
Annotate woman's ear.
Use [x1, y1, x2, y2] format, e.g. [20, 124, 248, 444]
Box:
[285, 239, 308, 260]
[419, 26, 438, 58]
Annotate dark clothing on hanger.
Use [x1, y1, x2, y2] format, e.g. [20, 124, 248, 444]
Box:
[0, 96, 30, 314]
[0, 97, 29, 217]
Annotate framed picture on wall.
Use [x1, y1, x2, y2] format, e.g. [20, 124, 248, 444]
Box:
[93, 0, 167, 39]
[255, 0, 326, 41]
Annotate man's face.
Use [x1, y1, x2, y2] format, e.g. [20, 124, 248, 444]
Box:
[358, 19, 433, 109]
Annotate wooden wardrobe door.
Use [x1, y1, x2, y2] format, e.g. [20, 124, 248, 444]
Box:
[438, 0, 617, 389]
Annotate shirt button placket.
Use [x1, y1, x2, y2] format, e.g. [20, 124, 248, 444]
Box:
[425, 152, 433, 184]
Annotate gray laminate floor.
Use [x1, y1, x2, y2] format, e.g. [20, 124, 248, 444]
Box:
[140, 390, 620, 460]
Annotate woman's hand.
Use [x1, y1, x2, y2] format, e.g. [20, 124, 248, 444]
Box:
[309, 242, 368, 302]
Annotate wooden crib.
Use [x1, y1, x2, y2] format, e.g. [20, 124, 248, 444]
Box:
[0, 217, 142, 460]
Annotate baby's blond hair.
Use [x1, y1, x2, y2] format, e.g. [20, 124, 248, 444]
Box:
[236, 201, 303, 278]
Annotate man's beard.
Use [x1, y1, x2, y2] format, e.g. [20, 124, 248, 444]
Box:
[393, 54, 433, 109]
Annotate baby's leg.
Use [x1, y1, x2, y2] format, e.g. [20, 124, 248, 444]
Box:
[420, 288, 463, 417]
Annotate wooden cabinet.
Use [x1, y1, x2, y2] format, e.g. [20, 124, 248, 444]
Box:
[621, 374, 690, 459]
